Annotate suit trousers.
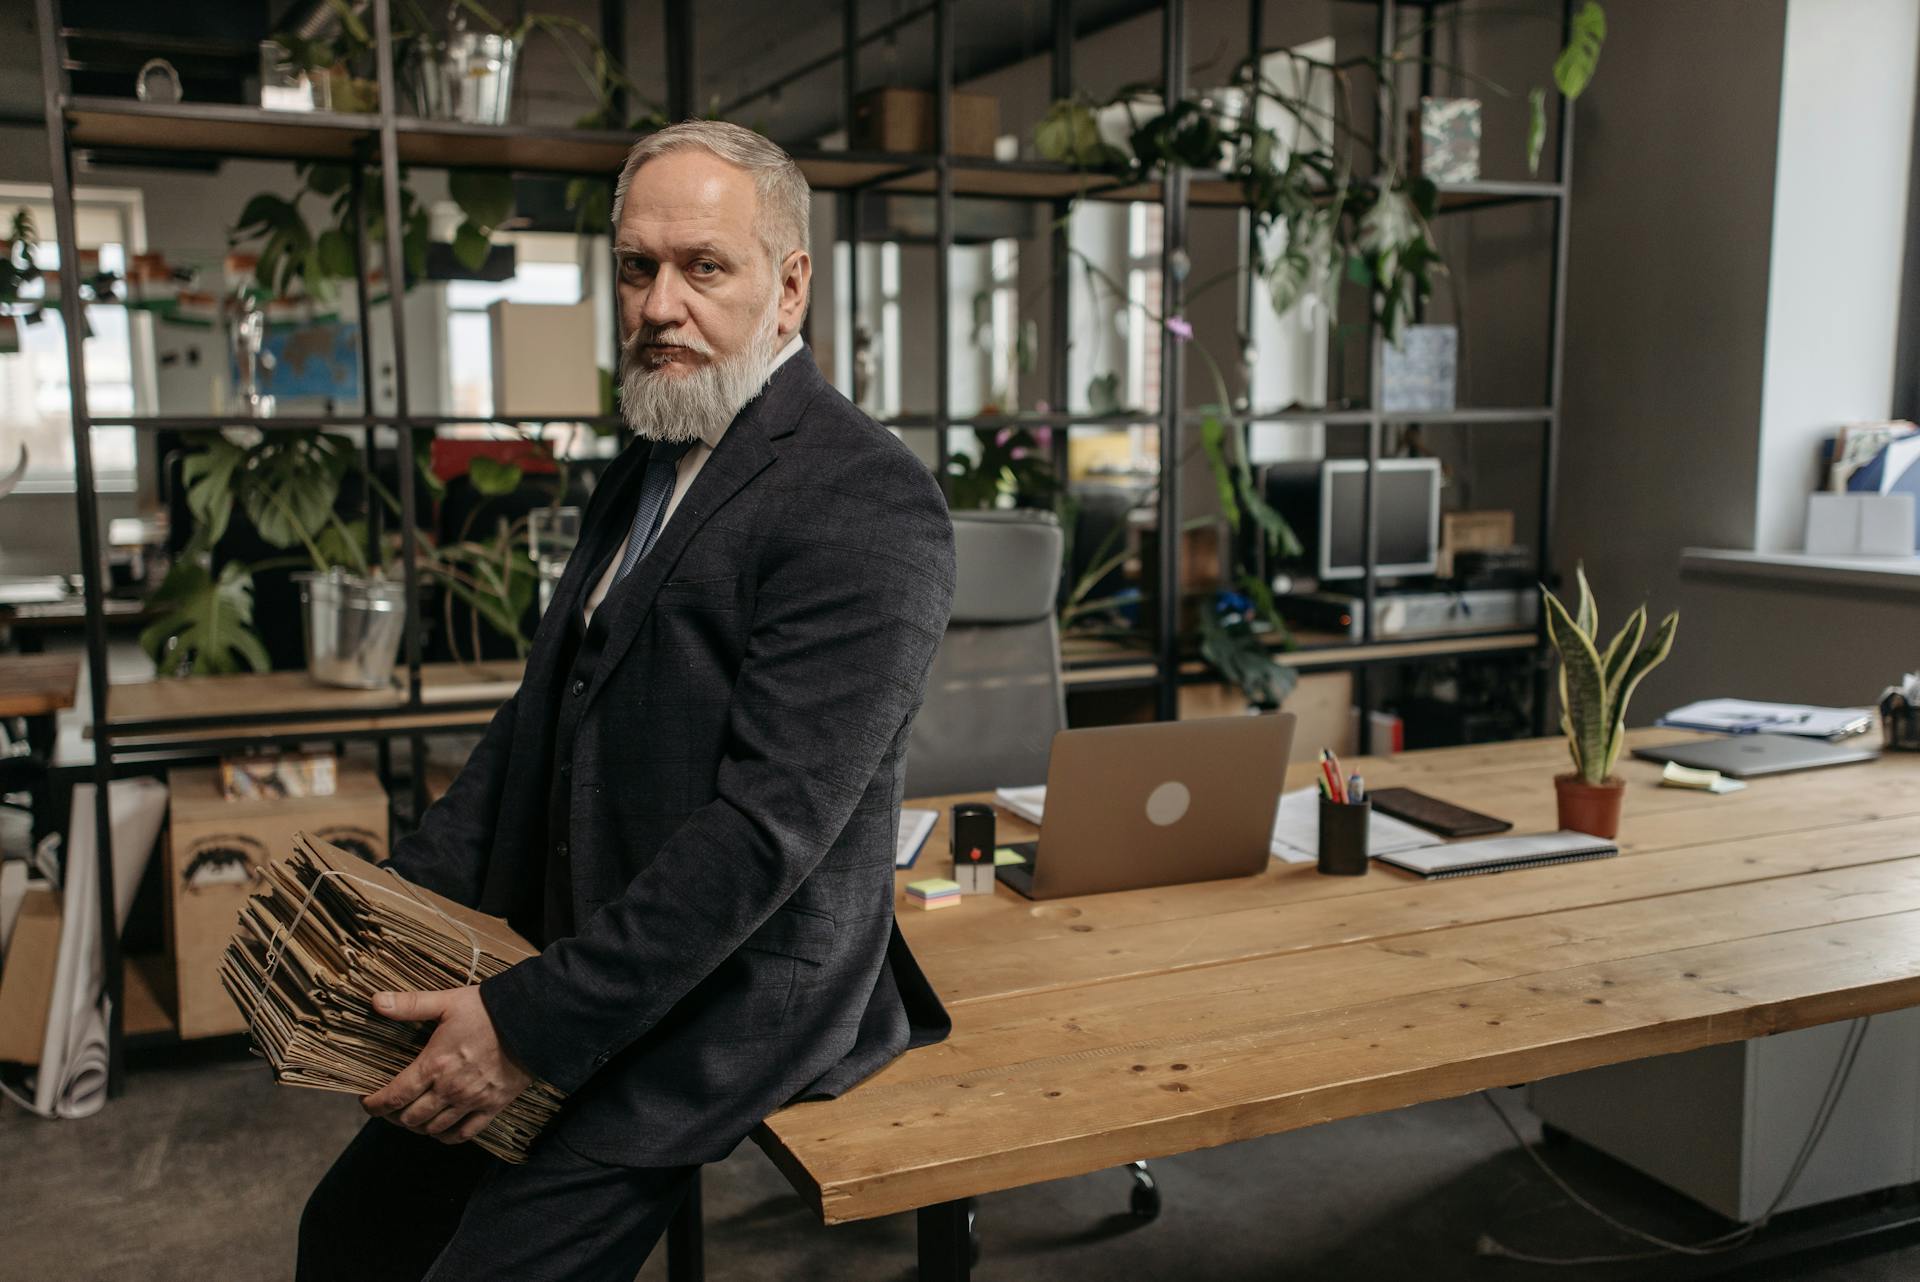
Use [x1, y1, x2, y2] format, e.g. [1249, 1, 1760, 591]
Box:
[297, 1118, 696, 1282]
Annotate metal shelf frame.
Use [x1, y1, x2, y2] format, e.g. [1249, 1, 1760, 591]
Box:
[35, 0, 1570, 1091]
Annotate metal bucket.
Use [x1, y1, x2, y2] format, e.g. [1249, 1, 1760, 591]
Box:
[404, 32, 519, 125]
[295, 570, 409, 689]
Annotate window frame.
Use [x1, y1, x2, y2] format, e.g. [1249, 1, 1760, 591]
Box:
[0, 180, 154, 495]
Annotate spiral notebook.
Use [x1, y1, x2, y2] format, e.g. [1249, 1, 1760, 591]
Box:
[1375, 830, 1618, 879]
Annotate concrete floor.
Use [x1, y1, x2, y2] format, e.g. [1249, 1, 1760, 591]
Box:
[4, 1045, 1918, 1282]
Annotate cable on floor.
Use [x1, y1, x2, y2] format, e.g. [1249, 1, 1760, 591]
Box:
[1475, 1016, 1872, 1266]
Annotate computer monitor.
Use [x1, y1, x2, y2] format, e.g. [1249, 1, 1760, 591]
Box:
[1260, 457, 1442, 581]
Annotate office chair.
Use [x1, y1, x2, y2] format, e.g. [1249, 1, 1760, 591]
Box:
[902, 510, 1160, 1263]
[905, 510, 1066, 797]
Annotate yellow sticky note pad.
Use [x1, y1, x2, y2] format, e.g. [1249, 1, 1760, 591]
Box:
[993, 847, 1028, 865]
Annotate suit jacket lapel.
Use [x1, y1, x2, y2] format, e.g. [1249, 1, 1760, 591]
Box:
[522, 440, 650, 677]
[582, 348, 825, 710]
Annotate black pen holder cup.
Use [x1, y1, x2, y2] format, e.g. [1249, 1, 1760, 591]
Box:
[1317, 797, 1371, 876]
[1883, 699, 1920, 752]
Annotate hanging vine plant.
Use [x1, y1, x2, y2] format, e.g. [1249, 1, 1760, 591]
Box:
[1030, 3, 1607, 708]
[1034, 2, 1606, 347]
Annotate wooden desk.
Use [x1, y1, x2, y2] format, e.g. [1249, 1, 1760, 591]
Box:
[0, 652, 80, 717]
[752, 730, 1920, 1278]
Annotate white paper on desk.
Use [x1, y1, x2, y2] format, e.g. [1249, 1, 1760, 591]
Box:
[1659, 698, 1875, 739]
[897, 808, 939, 868]
[1270, 787, 1444, 864]
[993, 785, 1047, 826]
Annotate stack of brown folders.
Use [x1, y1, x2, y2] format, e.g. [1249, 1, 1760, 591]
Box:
[220, 832, 565, 1162]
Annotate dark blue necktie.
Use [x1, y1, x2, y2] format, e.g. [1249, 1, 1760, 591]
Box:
[612, 439, 693, 584]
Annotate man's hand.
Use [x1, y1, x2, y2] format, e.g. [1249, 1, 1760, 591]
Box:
[361, 986, 533, 1145]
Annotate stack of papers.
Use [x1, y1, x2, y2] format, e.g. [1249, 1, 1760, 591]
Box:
[993, 785, 1047, 826]
[1268, 787, 1444, 865]
[1659, 699, 1875, 740]
[993, 783, 1446, 866]
[220, 833, 566, 1163]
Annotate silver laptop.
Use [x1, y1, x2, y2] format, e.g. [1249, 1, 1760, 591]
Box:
[998, 714, 1295, 900]
[1632, 732, 1878, 778]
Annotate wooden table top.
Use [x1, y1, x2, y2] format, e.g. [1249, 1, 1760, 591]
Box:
[754, 728, 1920, 1225]
[94, 661, 522, 745]
[0, 652, 81, 717]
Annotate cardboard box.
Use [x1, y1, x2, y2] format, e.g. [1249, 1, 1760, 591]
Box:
[487, 300, 600, 418]
[1438, 510, 1515, 578]
[166, 762, 390, 1039]
[0, 883, 60, 1064]
[852, 87, 1000, 157]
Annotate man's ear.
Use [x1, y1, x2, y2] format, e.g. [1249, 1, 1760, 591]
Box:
[777, 249, 812, 339]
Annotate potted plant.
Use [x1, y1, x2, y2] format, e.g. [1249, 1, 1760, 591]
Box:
[242, 0, 660, 297]
[143, 430, 546, 684]
[1541, 566, 1677, 837]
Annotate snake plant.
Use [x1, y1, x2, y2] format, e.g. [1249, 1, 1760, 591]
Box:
[1543, 566, 1678, 785]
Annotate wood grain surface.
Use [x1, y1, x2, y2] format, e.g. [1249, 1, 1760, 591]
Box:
[756, 729, 1920, 1224]
[0, 652, 79, 718]
[94, 662, 523, 746]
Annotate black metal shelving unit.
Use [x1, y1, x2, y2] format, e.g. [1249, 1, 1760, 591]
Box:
[33, 0, 1571, 1089]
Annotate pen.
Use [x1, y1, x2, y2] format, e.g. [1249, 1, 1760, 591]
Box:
[1348, 774, 1365, 803]
[1319, 751, 1343, 803]
[1329, 749, 1347, 802]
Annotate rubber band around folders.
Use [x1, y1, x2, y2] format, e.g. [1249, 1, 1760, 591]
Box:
[250, 864, 484, 1011]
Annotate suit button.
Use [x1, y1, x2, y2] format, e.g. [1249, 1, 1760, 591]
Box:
[559, 761, 572, 778]
[555, 841, 570, 859]
[571, 678, 586, 696]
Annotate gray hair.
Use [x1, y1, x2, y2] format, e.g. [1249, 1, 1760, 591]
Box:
[611, 121, 811, 270]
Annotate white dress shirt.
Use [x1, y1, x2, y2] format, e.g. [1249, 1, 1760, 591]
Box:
[582, 333, 804, 625]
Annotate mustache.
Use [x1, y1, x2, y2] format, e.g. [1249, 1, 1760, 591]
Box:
[623, 327, 714, 361]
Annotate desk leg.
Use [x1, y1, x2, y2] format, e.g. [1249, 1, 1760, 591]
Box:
[918, 1199, 971, 1282]
[667, 1168, 704, 1282]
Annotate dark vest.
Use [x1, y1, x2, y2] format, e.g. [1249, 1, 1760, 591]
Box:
[539, 459, 652, 944]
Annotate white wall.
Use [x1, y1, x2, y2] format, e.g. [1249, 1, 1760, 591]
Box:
[1754, 0, 1920, 551]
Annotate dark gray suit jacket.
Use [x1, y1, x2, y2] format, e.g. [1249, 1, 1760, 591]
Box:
[388, 348, 956, 1166]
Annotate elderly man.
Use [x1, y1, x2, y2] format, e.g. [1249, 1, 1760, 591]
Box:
[296, 121, 956, 1281]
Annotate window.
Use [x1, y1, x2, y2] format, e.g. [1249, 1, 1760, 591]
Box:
[836, 239, 903, 420]
[1248, 38, 1337, 464]
[0, 183, 151, 493]
[1068, 183, 1162, 473]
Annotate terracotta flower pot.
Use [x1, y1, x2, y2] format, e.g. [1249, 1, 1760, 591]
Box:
[1555, 773, 1625, 838]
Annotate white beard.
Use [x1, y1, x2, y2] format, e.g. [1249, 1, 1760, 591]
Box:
[619, 301, 782, 444]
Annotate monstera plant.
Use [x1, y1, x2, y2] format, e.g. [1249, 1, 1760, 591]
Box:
[143, 430, 545, 676]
